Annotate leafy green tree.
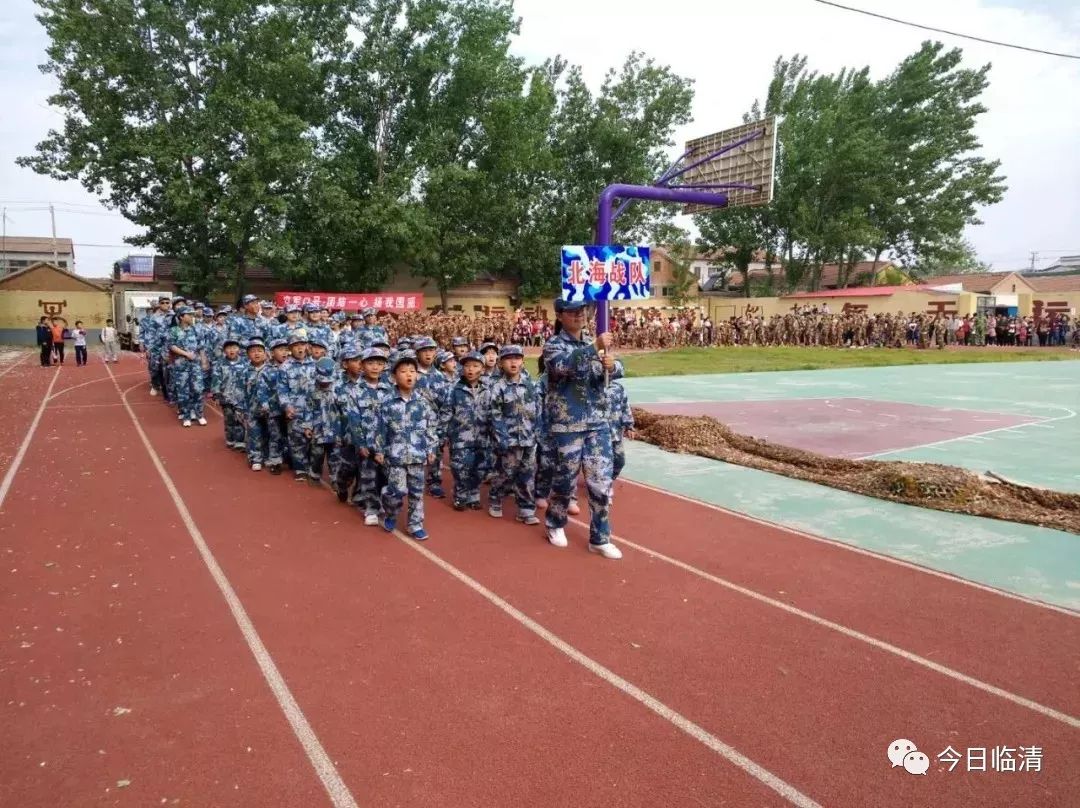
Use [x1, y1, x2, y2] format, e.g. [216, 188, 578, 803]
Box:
[20, 0, 349, 298]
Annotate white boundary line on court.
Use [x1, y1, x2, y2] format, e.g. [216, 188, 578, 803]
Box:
[46, 369, 144, 402]
[615, 476, 1079, 618]
[393, 528, 823, 808]
[106, 365, 360, 808]
[0, 366, 62, 511]
[0, 351, 33, 380]
[565, 515, 1079, 730]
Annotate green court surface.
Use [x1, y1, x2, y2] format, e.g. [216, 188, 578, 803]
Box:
[620, 360, 1080, 611]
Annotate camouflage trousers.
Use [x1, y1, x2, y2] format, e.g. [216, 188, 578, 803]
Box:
[612, 438, 626, 481]
[286, 418, 310, 477]
[450, 445, 483, 506]
[490, 445, 536, 516]
[309, 442, 341, 482]
[172, 363, 204, 419]
[246, 413, 284, 467]
[534, 437, 555, 500]
[381, 463, 426, 533]
[337, 447, 383, 514]
[426, 444, 445, 492]
[546, 427, 614, 546]
[220, 403, 245, 448]
[148, 352, 165, 394]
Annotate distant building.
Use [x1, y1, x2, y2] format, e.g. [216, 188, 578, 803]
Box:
[0, 235, 75, 276]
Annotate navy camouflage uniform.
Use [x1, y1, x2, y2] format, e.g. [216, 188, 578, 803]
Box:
[168, 311, 206, 420]
[487, 346, 540, 520]
[607, 380, 634, 481]
[280, 342, 316, 478]
[305, 357, 344, 483]
[338, 349, 392, 515]
[210, 342, 248, 448]
[445, 352, 488, 508]
[256, 341, 290, 469]
[375, 353, 439, 535]
[413, 337, 448, 497]
[542, 322, 624, 546]
[243, 343, 279, 467]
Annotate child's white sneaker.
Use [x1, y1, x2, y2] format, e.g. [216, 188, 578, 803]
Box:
[546, 527, 568, 548]
[149, 387, 158, 396]
[251, 463, 262, 472]
[197, 417, 207, 426]
[182, 419, 192, 428]
[588, 542, 623, 560]
[363, 514, 379, 526]
[488, 506, 502, 518]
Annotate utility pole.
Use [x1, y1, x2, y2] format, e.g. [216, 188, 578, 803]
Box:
[50, 203, 58, 267]
[1029, 251, 1038, 271]
[1, 206, 7, 276]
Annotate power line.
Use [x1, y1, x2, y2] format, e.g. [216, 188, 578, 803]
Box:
[810, 0, 1080, 60]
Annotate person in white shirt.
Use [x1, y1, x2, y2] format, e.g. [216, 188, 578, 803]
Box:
[73, 320, 89, 366]
[101, 319, 120, 363]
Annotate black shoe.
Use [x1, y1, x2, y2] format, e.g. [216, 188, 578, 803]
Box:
[268, 465, 282, 476]
[308, 476, 322, 487]
[453, 501, 466, 511]
[468, 502, 481, 511]
[336, 487, 348, 503]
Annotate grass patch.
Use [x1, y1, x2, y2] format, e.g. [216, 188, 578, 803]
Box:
[605, 345, 1078, 377]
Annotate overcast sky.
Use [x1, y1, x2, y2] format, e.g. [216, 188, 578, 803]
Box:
[1, 0, 1077, 278]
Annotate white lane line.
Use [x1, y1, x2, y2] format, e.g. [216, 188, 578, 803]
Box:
[106, 365, 360, 808]
[566, 516, 1080, 730]
[395, 529, 823, 808]
[863, 407, 1074, 458]
[616, 477, 1078, 618]
[0, 351, 33, 380]
[46, 369, 144, 402]
[0, 366, 62, 511]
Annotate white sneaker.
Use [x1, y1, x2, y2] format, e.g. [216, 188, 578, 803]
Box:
[150, 388, 158, 396]
[182, 419, 192, 428]
[363, 514, 379, 526]
[251, 463, 262, 471]
[488, 506, 503, 518]
[197, 417, 207, 426]
[546, 527, 568, 548]
[568, 501, 581, 515]
[588, 542, 623, 560]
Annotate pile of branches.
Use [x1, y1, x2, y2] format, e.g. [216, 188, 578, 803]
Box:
[632, 408, 1080, 536]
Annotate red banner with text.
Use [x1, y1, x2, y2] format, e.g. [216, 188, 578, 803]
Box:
[273, 291, 424, 312]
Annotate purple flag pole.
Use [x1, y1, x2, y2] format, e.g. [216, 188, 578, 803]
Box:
[594, 183, 729, 334]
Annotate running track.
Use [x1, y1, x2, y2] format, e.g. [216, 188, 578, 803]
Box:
[1, 355, 1076, 807]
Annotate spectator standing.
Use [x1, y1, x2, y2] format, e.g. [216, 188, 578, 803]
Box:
[101, 319, 120, 363]
[35, 316, 53, 367]
[50, 318, 67, 365]
[73, 321, 89, 366]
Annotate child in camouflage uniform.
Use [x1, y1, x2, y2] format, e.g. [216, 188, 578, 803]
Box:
[281, 333, 315, 481]
[243, 338, 275, 471]
[210, 337, 248, 450]
[487, 345, 541, 524]
[445, 351, 488, 511]
[304, 357, 344, 487]
[607, 380, 636, 483]
[343, 347, 392, 525]
[374, 351, 439, 540]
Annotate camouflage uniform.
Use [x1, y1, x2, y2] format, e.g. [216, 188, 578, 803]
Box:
[375, 387, 439, 534]
[168, 321, 206, 420]
[415, 358, 450, 497]
[210, 352, 248, 448]
[445, 372, 488, 508]
[487, 361, 541, 520]
[305, 360, 344, 483]
[280, 354, 316, 478]
[608, 381, 634, 482]
[256, 358, 289, 469]
[228, 313, 268, 347]
[339, 371, 393, 515]
[244, 361, 277, 467]
[542, 327, 623, 546]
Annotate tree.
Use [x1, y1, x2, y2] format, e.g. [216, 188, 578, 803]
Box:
[20, 0, 349, 298]
[909, 235, 991, 277]
[695, 207, 767, 298]
[652, 224, 698, 307]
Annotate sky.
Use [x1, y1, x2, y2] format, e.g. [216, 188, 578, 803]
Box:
[1, 0, 1078, 278]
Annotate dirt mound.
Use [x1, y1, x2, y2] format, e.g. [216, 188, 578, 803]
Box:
[632, 408, 1080, 535]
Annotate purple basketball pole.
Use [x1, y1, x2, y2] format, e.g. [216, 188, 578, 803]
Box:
[594, 185, 728, 334]
[592, 125, 769, 334]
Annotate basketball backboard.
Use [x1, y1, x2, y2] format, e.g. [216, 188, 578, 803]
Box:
[678, 117, 777, 214]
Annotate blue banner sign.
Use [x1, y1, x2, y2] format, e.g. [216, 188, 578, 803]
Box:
[560, 245, 651, 302]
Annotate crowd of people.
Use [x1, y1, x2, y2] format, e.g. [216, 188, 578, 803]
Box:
[137, 294, 633, 558]
[34, 315, 121, 366]
[606, 306, 1080, 350]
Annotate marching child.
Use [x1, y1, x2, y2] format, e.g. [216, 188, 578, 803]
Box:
[256, 337, 291, 474]
[210, 338, 248, 450]
[445, 351, 488, 511]
[487, 345, 541, 524]
[243, 338, 273, 471]
[607, 379, 636, 483]
[281, 334, 315, 482]
[413, 336, 447, 499]
[342, 347, 392, 524]
[374, 351, 439, 540]
[304, 357, 343, 486]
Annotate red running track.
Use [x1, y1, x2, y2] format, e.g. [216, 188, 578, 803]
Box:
[0, 355, 1076, 807]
